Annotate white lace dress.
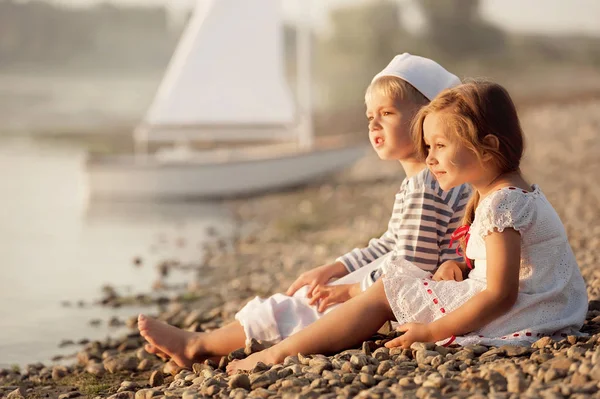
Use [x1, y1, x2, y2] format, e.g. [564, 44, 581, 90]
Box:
[382, 185, 588, 346]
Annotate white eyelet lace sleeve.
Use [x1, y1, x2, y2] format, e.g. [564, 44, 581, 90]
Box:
[472, 188, 538, 239]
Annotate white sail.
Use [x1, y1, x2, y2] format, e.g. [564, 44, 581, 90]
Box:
[141, 0, 297, 141]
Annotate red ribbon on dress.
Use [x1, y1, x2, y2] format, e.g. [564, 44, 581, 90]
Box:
[449, 225, 473, 269]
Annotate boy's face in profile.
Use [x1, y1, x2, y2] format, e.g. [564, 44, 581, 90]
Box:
[366, 91, 421, 161]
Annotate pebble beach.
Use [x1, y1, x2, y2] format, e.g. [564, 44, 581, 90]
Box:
[1, 98, 600, 399]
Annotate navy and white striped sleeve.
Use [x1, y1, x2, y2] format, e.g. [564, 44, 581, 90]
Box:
[336, 182, 406, 273]
[336, 218, 397, 273]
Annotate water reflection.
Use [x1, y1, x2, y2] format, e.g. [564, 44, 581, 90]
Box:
[0, 137, 233, 367]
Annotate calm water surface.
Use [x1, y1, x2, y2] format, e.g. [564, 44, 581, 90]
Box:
[0, 137, 233, 368]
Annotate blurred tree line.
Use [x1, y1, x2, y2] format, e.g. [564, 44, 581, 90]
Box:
[313, 0, 600, 112]
[0, 0, 179, 70]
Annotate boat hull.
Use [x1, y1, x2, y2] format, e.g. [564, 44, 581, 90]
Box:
[86, 144, 367, 201]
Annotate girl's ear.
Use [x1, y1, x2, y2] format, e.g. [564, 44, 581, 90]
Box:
[481, 134, 500, 162]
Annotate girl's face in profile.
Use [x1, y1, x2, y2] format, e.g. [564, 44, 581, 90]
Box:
[422, 111, 481, 190]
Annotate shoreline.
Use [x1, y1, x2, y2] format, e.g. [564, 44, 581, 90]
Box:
[1, 98, 600, 398]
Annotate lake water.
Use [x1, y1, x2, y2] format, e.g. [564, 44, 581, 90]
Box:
[0, 137, 234, 368]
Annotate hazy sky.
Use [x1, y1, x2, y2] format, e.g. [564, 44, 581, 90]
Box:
[52, 0, 600, 36]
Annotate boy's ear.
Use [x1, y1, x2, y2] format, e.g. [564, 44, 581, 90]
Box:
[481, 134, 500, 161]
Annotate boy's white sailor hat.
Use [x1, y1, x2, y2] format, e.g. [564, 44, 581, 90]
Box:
[372, 53, 461, 100]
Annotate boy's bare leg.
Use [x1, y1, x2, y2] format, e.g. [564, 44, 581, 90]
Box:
[138, 315, 246, 368]
[227, 279, 393, 373]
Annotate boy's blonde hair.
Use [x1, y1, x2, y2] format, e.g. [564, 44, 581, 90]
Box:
[365, 76, 430, 106]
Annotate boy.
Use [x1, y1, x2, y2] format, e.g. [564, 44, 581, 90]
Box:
[138, 54, 470, 368]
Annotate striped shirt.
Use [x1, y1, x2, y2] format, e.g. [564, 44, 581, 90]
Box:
[336, 168, 471, 290]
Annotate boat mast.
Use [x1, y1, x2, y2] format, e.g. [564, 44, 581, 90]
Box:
[296, 0, 313, 150]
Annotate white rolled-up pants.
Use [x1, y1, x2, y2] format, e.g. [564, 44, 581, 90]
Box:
[234, 253, 391, 343]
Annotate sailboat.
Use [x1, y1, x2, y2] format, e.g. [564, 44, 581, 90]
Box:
[85, 0, 368, 200]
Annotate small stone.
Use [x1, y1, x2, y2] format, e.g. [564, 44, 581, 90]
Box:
[120, 381, 138, 391]
[297, 353, 312, 365]
[163, 360, 182, 376]
[362, 341, 372, 356]
[6, 387, 26, 399]
[360, 364, 376, 375]
[567, 345, 587, 359]
[117, 339, 138, 352]
[245, 338, 266, 355]
[411, 342, 435, 351]
[181, 390, 200, 399]
[373, 347, 390, 361]
[136, 348, 152, 361]
[52, 366, 68, 380]
[283, 355, 299, 366]
[250, 371, 276, 389]
[103, 356, 137, 373]
[218, 356, 229, 370]
[229, 373, 251, 390]
[350, 354, 368, 369]
[376, 360, 394, 375]
[228, 348, 246, 361]
[250, 361, 270, 373]
[339, 361, 353, 374]
[482, 369, 507, 391]
[359, 372, 376, 387]
[126, 316, 138, 329]
[134, 389, 157, 399]
[422, 373, 446, 389]
[229, 388, 248, 399]
[430, 355, 443, 368]
[76, 350, 96, 365]
[192, 362, 213, 374]
[500, 345, 531, 357]
[149, 370, 164, 387]
[85, 362, 105, 376]
[58, 392, 81, 399]
[454, 349, 475, 361]
[570, 372, 589, 386]
[137, 359, 151, 371]
[398, 377, 416, 388]
[465, 344, 489, 355]
[107, 393, 134, 399]
[308, 357, 333, 374]
[506, 372, 528, 393]
[532, 336, 553, 349]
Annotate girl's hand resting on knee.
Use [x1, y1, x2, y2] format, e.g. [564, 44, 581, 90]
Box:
[432, 260, 468, 282]
[286, 261, 348, 297]
[308, 283, 361, 313]
[384, 323, 434, 349]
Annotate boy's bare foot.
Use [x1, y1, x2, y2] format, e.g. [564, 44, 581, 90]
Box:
[144, 343, 169, 360]
[226, 348, 282, 375]
[138, 314, 208, 368]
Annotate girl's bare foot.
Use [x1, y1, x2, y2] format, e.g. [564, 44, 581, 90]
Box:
[138, 314, 208, 368]
[226, 348, 282, 375]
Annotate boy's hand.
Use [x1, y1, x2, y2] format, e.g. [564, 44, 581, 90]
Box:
[384, 323, 434, 349]
[286, 261, 348, 297]
[308, 283, 360, 313]
[432, 260, 465, 282]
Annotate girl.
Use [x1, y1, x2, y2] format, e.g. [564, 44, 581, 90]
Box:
[138, 54, 471, 368]
[226, 80, 588, 373]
